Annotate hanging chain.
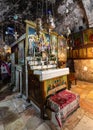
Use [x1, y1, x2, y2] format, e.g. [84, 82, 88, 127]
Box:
[42, 0, 44, 18]
[36, 0, 38, 18]
[46, 0, 48, 17]
[52, 2, 54, 18]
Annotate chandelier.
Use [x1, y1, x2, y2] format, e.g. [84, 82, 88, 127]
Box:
[36, 0, 56, 35]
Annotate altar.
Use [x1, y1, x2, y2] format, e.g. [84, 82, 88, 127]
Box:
[10, 20, 79, 121]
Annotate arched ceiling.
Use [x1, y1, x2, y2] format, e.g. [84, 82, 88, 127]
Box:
[0, 0, 93, 45]
[55, 0, 88, 34]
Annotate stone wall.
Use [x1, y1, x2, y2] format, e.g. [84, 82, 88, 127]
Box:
[82, 0, 93, 27]
[74, 59, 93, 82]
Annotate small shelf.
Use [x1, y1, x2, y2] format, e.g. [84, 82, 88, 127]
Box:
[34, 68, 69, 81]
[30, 64, 57, 70]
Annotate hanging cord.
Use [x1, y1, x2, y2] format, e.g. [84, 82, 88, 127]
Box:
[36, 0, 39, 18]
[42, 0, 44, 18]
[52, 2, 55, 18]
[46, 0, 48, 18]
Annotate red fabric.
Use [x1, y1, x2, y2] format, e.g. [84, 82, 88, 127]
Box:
[55, 114, 62, 127]
[1, 62, 11, 76]
[49, 90, 76, 109]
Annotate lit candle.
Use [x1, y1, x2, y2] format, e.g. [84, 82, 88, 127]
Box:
[34, 48, 35, 57]
[47, 57, 48, 62]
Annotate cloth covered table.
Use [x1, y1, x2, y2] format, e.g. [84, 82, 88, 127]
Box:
[46, 89, 80, 127]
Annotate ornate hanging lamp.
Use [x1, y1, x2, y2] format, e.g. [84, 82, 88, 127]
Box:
[36, 0, 43, 37]
[47, 10, 55, 31]
[46, 0, 56, 32]
[36, 18, 43, 36]
[36, 0, 56, 34]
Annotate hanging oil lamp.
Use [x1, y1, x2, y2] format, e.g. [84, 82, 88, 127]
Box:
[36, 18, 43, 37]
[47, 11, 55, 31]
[36, 0, 43, 37]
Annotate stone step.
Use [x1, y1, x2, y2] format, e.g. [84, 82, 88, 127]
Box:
[25, 115, 43, 130]
[35, 122, 51, 130]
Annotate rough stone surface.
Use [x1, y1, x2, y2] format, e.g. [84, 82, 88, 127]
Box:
[74, 59, 93, 82]
[0, 81, 93, 130]
[0, 0, 91, 38]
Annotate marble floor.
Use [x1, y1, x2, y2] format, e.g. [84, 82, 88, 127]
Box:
[0, 80, 93, 130]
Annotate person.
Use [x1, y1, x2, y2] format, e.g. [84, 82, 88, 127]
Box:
[0, 59, 2, 81]
[1, 60, 11, 84]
